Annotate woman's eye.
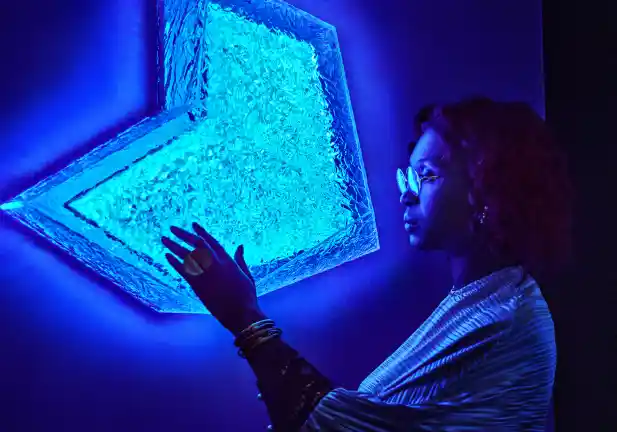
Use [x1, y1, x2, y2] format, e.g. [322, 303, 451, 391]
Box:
[419, 173, 440, 184]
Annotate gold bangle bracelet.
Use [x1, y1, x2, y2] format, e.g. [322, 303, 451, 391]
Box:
[238, 329, 282, 358]
[235, 320, 275, 346]
[239, 319, 275, 337]
[245, 329, 282, 350]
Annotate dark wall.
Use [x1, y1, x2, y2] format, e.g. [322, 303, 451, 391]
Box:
[543, 0, 617, 430]
[0, 1, 547, 430]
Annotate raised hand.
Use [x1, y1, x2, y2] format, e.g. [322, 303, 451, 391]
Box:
[162, 222, 266, 335]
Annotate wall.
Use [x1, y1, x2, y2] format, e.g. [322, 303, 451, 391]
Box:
[0, 0, 545, 430]
[543, 0, 617, 429]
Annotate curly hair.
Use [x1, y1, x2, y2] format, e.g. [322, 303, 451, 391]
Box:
[410, 98, 573, 277]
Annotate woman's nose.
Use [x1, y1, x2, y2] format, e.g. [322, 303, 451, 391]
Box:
[400, 189, 418, 206]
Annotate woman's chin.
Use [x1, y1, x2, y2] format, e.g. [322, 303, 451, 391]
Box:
[408, 233, 424, 248]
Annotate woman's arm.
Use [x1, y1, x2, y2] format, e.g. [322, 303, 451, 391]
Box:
[241, 316, 520, 431]
[160, 226, 333, 430]
[243, 337, 334, 431]
[243, 337, 452, 432]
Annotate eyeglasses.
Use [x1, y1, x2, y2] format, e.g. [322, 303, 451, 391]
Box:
[396, 167, 440, 196]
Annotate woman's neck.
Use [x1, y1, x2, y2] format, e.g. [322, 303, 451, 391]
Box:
[448, 251, 515, 290]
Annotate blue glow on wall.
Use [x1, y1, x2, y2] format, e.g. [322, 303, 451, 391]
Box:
[0, 0, 378, 314]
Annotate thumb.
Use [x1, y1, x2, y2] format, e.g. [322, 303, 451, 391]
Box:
[234, 244, 254, 283]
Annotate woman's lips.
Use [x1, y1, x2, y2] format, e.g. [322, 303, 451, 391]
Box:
[405, 222, 419, 232]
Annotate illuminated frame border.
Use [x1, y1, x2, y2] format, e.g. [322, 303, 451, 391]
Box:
[1, 0, 378, 314]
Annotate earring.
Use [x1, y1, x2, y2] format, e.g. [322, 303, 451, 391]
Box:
[478, 205, 489, 225]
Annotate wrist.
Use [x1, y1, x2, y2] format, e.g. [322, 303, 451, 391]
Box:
[229, 308, 268, 337]
[234, 316, 283, 359]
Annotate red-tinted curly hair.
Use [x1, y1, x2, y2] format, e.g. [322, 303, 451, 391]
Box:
[410, 98, 573, 277]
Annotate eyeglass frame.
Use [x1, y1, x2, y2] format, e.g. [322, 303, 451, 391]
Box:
[396, 166, 441, 197]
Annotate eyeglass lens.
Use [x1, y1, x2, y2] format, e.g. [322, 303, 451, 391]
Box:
[396, 167, 420, 196]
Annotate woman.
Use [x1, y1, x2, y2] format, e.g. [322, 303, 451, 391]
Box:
[161, 97, 572, 431]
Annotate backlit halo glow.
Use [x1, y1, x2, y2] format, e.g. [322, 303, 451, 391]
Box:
[1, 0, 378, 314]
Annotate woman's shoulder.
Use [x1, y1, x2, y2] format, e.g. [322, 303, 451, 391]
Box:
[469, 270, 555, 352]
[512, 275, 556, 344]
[481, 273, 557, 374]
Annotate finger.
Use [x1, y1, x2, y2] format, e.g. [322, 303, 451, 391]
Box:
[161, 236, 191, 260]
[170, 225, 206, 248]
[192, 222, 227, 258]
[165, 253, 188, 278]
[234, 244, 254, 283]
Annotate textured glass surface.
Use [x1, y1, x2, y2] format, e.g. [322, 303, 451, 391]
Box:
[1, 0, 378, 314]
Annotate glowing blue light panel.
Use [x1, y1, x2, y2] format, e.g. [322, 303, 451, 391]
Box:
[0, 0, 378, 314]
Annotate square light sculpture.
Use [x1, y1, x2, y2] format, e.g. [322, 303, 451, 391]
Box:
[1, 0, 378, 313]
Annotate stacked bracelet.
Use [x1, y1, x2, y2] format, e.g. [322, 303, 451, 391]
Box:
[235, 319, 283, 358]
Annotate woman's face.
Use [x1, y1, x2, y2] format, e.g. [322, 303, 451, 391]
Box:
[401, 129, 474, 255]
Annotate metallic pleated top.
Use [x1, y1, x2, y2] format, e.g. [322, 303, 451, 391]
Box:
[304, 266, 556, 431]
